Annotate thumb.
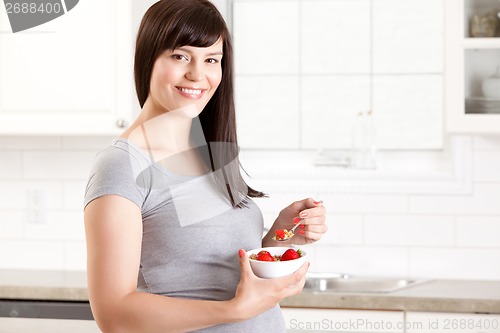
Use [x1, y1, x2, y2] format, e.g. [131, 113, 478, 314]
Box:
[238, 249, 252, 276]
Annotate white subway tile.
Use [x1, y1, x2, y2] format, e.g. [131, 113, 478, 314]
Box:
[373, 0, 443, 73]
[0, 211, 24, 239]
[64, 181, 86, 210]
[0, 136, 61, 150]
[0, 181, 28, 210]
[0, 240, 64, 270]
[64, 241, 87, 271]
[25, 211, 84, 241]
[233, 1, 299, 75]
[409, 248, 500, 279]
[364, 215, 455, 247]
[474, 152, 500, 182]
[25, 182, 64, 210]
[301, 0, 370, 74]
[328, 193, 408, 214]
[62, 136, 115, 150]
[301, 76, 370, 149]
[473, 135, 500, 150]
[0, 152, 22, 179]
[23, 151, 96, 180]
[253, 192, 306, 215]
[320, 214, 363, 245]
[315, 245, 408, 277]
[235, 76, 300, 149]
[457, 216, 500, 248]
[373, 75, 443, 149]
[0, 181, 63, 210]
[410, 184, 500, 215]
[299, 244, 318, 271]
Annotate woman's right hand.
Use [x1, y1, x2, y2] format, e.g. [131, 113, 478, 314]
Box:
[229, 249, 309, 321]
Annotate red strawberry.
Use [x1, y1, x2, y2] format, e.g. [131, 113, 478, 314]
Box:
[280, 249, 300, 261]
[256, 252, 275, 261]
[275, 229, 286, 240]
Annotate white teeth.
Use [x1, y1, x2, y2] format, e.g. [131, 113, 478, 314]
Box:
[179, 87, 202, 95]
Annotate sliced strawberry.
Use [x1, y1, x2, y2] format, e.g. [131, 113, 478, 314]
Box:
[256, 252, 275, 261]
[258, 250, 271, 256]
[280, 249, 300, 261]
[275, 229, 286, 240]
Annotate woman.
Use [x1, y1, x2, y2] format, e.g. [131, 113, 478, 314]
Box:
[84, 0, 327, 332]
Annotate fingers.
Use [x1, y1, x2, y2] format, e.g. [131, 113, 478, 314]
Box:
[298, 202, 326, 220]
[278, 262, 309, 297]
[296, 222, 328, 241]
[291, 197, 322, 212]
[238, 249, 254, 279]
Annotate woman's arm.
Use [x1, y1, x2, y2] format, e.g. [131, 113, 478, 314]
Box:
[262, 198, 327, 247]
[85, 195, 307, 333]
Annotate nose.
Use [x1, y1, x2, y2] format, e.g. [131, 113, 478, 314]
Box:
[185, 62, 203, 82]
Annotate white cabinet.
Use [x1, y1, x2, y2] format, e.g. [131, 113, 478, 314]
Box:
[445, 0, 500, 133]
[0, 0, 134, 135]
[281, 308, 404, 333]
[282, 308, 500, 333]
[406, 311, 500, 333]
[233, 0, 444, 150]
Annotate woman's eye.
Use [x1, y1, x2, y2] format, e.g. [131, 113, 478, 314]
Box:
[206, 58, 219, 64]
[172, 54, 188, 61]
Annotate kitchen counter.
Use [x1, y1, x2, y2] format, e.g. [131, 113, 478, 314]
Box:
[1, 270, 500, 314]
[0, 317, 101, 333]
[281, 279, 500, 313]
[0, 270, 88, 301]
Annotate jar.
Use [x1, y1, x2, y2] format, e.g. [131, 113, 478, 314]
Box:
[482, 66, 500, 99]
[470, 11, 498, 37]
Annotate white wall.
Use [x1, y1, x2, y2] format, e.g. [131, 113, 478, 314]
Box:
[0, 135, 500, 280]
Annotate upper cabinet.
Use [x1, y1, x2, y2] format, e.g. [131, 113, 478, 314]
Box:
[233, 0, 445, 150]
[446, 0, 500, 133]
[0, 0, 134, 135]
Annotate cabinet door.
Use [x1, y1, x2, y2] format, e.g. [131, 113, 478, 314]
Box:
[0, 0, 133, 135]
[445, 0, 500, 133]
[406, 311, 500, 333]
[281, 307, 404, 333]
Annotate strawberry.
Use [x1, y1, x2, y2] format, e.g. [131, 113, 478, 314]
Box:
[257, 250, 271, 256]
[275, 229, 286, 240]
[256, 252, 275, 261]
[280, 248, 300, 261]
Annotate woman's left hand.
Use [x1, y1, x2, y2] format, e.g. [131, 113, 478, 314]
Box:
[264, 198, 327, 246]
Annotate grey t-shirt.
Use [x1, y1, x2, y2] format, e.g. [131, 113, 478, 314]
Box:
[84, 138, 286, 332]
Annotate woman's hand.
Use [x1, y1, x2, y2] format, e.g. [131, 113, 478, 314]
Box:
[264, 198, 327, 246]
[229, 249, 309, 321]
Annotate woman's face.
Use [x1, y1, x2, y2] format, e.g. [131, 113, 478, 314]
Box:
[148, 39, 224, 117]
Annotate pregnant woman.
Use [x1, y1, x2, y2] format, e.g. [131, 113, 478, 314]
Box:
[83, 0, 327, 332]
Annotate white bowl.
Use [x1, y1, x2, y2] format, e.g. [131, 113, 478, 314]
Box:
[246, 247, 307, 279]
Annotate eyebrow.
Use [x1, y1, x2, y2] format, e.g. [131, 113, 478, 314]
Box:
[176, 47, 223, 56]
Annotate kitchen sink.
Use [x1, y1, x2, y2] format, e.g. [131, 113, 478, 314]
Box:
[304, 272, 428, 293]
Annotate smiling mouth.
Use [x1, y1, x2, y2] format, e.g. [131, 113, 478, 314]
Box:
[176, 86, 205, 100]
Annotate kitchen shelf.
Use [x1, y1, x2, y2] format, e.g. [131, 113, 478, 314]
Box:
[463, 38, 500, 48]
[445, 0, 500, 133]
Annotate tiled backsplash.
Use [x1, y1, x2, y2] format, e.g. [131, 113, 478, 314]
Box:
[0, 135, 499, 280]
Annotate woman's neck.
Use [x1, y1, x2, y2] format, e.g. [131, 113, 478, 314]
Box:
[121, 99, 201, 158]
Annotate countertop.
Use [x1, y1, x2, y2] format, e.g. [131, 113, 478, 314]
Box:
[0, 317, 101, 333]
[1, 270, 500, 314]
[281, 279, 500, 313]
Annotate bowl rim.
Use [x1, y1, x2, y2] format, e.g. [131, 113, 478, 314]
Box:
[246, 247, 307, 263]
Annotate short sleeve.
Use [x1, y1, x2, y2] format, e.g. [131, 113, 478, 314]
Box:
[84, 143, 149, 209]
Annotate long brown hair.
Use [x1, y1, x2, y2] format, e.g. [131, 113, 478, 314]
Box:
[134, 0, 264, 207]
